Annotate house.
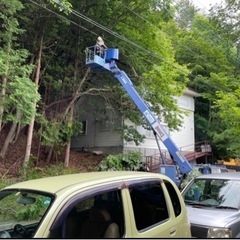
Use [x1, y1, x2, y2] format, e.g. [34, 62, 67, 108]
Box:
[71, 88, 202, 166]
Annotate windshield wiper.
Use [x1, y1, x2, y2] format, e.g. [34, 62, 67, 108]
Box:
[185, 201, 207, 206]
[216, 206, 239, 210]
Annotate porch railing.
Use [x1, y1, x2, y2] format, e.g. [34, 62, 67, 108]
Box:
[145, 140, 212, 173]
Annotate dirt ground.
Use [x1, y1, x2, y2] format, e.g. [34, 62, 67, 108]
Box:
[0, 128, 105, 178]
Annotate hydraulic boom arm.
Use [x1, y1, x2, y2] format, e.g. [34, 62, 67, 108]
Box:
[85, 46, 192, 182]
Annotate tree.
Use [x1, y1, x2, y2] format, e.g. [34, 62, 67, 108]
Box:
[0, 0, 40, 159]
[1, 0, 198, 168]
[31, 0, 189, 161]
[206, 0, 240, 158]
[172, 2, 239, 159]
[213, 86, 240, 158]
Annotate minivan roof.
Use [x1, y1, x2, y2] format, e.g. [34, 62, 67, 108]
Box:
[3, 171, 167, 194]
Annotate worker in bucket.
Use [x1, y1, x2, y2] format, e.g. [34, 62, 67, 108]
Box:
[95, 36, 107, 57]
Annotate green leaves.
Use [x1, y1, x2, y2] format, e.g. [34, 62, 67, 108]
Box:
[1, 0, 239, 163]
[212, 86, 240, 158]
[0, 0, 40, 126]
[96, 151, 143, 171]
[47, 0, 72, 14]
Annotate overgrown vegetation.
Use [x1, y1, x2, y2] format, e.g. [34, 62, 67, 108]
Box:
[96, 151, 143, 171]
[0, 164, 80, 189]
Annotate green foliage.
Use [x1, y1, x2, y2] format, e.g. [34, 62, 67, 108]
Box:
[142, 62, 188, 130]
[0, 178, 17, 190]
[96, 151, 143, 171]
[48, 0, 72, 14]
[6, 74, 40, 124]
[180, 169, 202, 190]
[212, 86, 240, 158]
[37, 115, 82, 148]
[1, 0, 240, 165]
[20, 163, 80, 181]
[175, 0, 198, 29]
[16, 197, 43, 221]
[0, 0, 40, 127]
[121, 124, 145, 146]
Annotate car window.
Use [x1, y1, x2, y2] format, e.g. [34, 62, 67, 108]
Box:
[129, 180, 169, 231]
[49, 189, 124, 238]
[163, 180, 182, 217]
[182, 178, 240, 209]
[0, 190, 53, 238]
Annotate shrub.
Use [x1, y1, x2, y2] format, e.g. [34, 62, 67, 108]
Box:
[96, 151, 143, 171]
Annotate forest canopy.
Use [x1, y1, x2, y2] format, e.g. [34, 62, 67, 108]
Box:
[0, 0, 239, 169]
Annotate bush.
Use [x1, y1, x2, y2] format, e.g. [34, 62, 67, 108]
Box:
[96, 151, 143, 171]
[20, 163, 80, 181]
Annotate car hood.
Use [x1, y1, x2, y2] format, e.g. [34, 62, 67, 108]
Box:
[186, 205, 240, 227]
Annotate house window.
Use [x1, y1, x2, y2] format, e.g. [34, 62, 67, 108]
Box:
[80, 121, 87, 135]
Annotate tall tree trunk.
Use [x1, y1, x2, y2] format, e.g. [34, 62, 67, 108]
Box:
[0, 76, 7, 132]
[64, 106, 73, 167]
[12, 123, 23, 143]
[0, 109, 20, 158]
[63, 67, 90, 117]
[0, 44, 10, 132]
[46, 145, 53, 163]
[63, 32, 90, 165]
[23, 35, 43, 168]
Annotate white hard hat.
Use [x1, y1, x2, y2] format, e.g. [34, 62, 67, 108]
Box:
[97, 36, 103, 42]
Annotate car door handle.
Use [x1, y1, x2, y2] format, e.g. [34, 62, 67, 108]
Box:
[169, 227, 176, 235]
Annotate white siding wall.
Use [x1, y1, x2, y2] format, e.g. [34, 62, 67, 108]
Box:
[124, 92, 196, 155]
[171, 94, 195, 151]
[71, 96, 123, 152]
[71, 90, 198, 156]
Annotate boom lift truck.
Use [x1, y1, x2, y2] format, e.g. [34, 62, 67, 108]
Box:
[85, 45, 193, 186]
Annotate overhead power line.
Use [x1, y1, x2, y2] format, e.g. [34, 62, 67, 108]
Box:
[122, 3, 220, 72]
[171, 0, 240, 67]
[28, 0, 229, 92]
[29, 0, 194, 78]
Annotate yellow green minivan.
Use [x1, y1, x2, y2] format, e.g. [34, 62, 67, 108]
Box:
[0, 171, 191, 238]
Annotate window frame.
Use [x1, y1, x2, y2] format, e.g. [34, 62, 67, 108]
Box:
[49, 181, 125, 234]
[125, 178, 170, 232]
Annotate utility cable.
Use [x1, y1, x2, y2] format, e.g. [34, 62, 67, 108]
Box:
[122, 3, 220, 72]
[29, 0, 195, 78]
[171, 0, 240, 67]
[29, 0, 223, 91]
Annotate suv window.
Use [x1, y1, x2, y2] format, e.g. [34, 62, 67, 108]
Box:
[50, 189, 124, 238]
[129, 180, 169, 231]
[164, 180, 181, 217]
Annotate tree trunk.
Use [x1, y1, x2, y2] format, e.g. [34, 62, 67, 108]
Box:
[23, 35, 43, 168]
[0, 109, 20, 158]
[64, 106, 73, 167]
[12, 123, 23, 143]
[46, 145, 53, 163]
[63, 67, 90, 117]
[0, 38, 12, 131]
[63, 32, 90, 165]
[0, 76, 7, 132]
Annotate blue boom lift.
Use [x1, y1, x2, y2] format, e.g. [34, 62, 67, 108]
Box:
[85, 45, 193, 185]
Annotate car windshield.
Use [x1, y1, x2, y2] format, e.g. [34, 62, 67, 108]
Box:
[182, 178, 240, 209]
[0, 189, 54, 238]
